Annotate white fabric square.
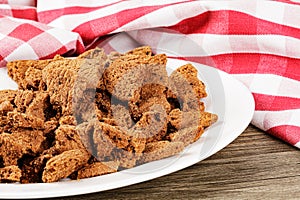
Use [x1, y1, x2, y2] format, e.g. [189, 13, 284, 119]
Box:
[5, 42, 38, 61]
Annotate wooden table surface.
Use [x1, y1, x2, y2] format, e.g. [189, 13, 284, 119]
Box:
[53, 125, 300, 200]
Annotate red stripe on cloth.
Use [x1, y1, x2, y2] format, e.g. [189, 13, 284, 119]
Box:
[73, 4, 180, 45]
[167, 10, 300, 39]
[8, 23, 44, 42]
[38, 1, 121, 24]
[0, 54, 3, 64]
[169, 53, 300, 81]
[253, 93, 300, 111]
[0, 6, 37, 21]
[267, 125, 300, 146]
[274, 0, 300, 6]
[11, 7, 37, 21]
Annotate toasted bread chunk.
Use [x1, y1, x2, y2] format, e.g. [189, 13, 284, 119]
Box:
[13, 129, 45, 154]
[0, 133, 24, 166]
[21, 154, 53, 183]
[93, 121, 116, 161]
[7, 55, 63, 90]
[42, 59, 81, 116]
[130, 96, 171, 120]
[78, 47, 108, 60]
[200, 112, 218, 128]
[7, 112, 44, 129]
[0, 129, 44, 166]
[59, 115, 76, 126]
[25, 92, 49, 121]
[111, 104, 134, 131]
[104, 52, 167, 101]
[139, 141, 184, 164]
[0, 100, 14, 113]
[130, 104, 168, 143]
[168, 108, 200, 130]
[52, 125, 86, 154]
[125, 46, 152, 56]
[170, 64, 207, 99]
[43, 49, 107, 117]
[95, 90, 112, 118]
[98, 122, 130, 149]
[112, 149, 141, 169]
[168, 126, 204, 146]
[77, 161, 119, 179]
[42, 149, 89, 183]
[0, 166, 22, 183]
[13, 90, 51, 121]
[75, 122, 95, 154]
[0, 90, 17, 104]
[168, 109, 217, 130]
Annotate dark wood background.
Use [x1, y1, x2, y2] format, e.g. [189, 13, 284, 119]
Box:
[51, 125, 300, 200]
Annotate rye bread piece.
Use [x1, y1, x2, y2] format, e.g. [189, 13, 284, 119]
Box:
[0, 100, 14, 114]
[0, 101, 14, 133]
[92, 119, 146, 163]
[111, 149, 141, 169]
[168, 108, 198, 130]
[42, 48, 108, 118]
[129, 104, 168, 143]
[5, 90, 53, 130]
[41, 58, 82, 116]
[51, 125, 87, 155]
[6, 55, 64, 90]
[20, 153, 53, 183]
[129, 83, 171, 120]
[95, 90, 112, 119]
[126, 46, 152, 56]
[0, 165, 22, 183]
[169, 63, 207, 99]
[13, 90, 34, 113]
[93, 121, 116, 161]
[110, 104, 134, 131]
[42, 149, 90, 183]
[59, 115, 76, 126]
[139, 141, 184, 164]
[104, 48, 168, 101]
[14, 90, 51, 120]
[0, 133, 23, 166]
[0, 129, 45, 166]
[0, 90, 17, 104]
[78, 47, 108, 60]
[130, 96, 171, 121]
[76, 161, 119, 179]
[12, 129, 46, 154]
[200, 112, 218, 128]
[168, 109, 218, 130]
[6, 48, 106, 91]
[98, 121, 146, 154]
[7, 111, 44, 129]
[98, 122, 130, 150]
[94, 51, 123, 91]
[168, 126, 204, 146]
[75, 121, 98, 154]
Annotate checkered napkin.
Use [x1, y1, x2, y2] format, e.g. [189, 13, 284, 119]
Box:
[0, 0, 299, 149]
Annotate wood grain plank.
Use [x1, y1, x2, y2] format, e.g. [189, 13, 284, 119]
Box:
[52, 125, 300, 200]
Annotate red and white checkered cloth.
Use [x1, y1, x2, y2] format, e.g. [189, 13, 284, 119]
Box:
[0, 0, 299, 148]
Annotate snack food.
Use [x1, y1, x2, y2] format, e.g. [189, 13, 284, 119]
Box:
[0, 46, 217, 183]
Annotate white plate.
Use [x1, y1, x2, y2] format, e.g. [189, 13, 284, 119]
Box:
[0, 58, 254, 199]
